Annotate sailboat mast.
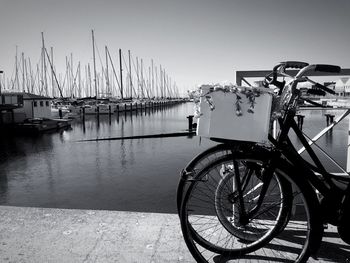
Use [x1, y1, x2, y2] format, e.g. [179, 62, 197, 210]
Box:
[159, 65, 163, 99]
[92, 30, 98, 102]
[128, 50, 133, 100]
[155, 66, 158, 99]
[78, 62, 81, 98]
[136, 57, 139, 98]
[15, 46, 19, 91]
[105, 46, 110, 97]
[88, 63, 92, 97]
[119, 48, 124, 100]
[51, 47, 55, 98]
[22, 52, 25, 92]
[41, 32, 48, 96]
[141, 59, 144, 98]
[151, 59, 154, 99]
[70, 53, 74, 97]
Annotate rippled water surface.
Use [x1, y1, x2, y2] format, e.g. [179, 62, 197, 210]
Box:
[0, 105, 348, 213]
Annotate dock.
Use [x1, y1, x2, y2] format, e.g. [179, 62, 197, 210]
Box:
[0, 206, 348, 262]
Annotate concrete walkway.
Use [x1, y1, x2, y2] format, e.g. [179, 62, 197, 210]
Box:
[0, 206, 348, 262]
[0, 206, 192, 263]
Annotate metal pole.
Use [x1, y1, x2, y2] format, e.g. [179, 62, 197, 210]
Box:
[0, 70, 3, 96]
[151, 59, 154, 99]
[119, 49, 124, 100]
[42, 32, 48, 96]
[15, 46, 19, 91]
[51, 47, 55, 97]
[128, 50, 133, 100]
[22, 52, 25, 92]
[136, 57, 139, 98]
[92, 30, 98, 103]
[105, 46, 110, 97]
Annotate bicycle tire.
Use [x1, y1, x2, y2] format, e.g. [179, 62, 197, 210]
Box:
[180, 152, 290, 253]
[214, 160, 292, 242]
[180, 153, 323, 263]
[176, 143, 246, 216]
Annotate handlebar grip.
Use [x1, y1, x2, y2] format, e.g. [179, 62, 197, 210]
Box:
[307, 88, 326, 96]
[314, 64, 341, 73]
[315, 83, 336, 95]
[284, 61, 309, 69]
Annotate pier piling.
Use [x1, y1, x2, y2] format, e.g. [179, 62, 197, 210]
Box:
[82, 107, 85, 122]
[187, 115, 195, 131]
[296, 114, 305, 130]
[325, 114, 335, 126]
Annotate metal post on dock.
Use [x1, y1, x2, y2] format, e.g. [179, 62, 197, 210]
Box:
[97, 105, 100, 122]
[296, 114, 305, 130]
[82, 107, 85, 122]
[325, 114, 335, 126]
[187, 115, 194, 131]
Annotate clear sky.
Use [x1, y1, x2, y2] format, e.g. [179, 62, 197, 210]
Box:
[0, 0, 349, 96]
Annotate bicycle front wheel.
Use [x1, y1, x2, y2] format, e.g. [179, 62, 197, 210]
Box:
[180, 153, 321, 263]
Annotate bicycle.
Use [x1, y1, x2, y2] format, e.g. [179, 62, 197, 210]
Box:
[178, 61, 350, 262]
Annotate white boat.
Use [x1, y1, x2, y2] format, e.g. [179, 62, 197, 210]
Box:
[51, 105, 70, 118]
[82, 103, 117, 115]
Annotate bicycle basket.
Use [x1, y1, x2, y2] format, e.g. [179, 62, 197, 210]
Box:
[196, 85, 273, 143]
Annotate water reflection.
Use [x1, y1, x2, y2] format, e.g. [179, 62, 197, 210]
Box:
[0, 106, 348, 213]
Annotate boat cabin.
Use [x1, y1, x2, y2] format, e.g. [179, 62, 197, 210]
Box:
[1, 92, 52, 124]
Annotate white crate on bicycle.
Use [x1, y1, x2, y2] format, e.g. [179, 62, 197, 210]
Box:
[196, 85, 273, 143]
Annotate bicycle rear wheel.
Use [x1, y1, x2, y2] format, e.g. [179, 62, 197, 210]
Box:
[180, 153, 322, 263]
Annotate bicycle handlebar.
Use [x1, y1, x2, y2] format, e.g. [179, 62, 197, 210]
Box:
[314, 64, 341, 73]
[266, 62, 341, 95]
[267, 61, 309, 88]
[283, 61, 309, 70]
[296, 64, 341, 78]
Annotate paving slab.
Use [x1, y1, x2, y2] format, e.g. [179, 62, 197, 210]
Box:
[0, 206, 348, 262]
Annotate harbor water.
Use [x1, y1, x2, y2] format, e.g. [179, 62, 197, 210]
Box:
[0, 103, 349, 213]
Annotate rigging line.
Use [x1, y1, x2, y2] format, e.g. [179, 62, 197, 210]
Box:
[60, 68, 68, 96]
[141, 72, 150, 99]
[44, 48, 64, 98]
[106, 48, 122, 96]
[70, 63, 80, 97]
[121, 52, 137, 98]
[139, 60, 150, 99]
[11, 54, 24, 91]
[29, 59, 39, 92]
[130, 53, 142, 98]
[94, 40, 106, 80]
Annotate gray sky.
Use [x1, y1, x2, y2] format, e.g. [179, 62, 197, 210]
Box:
[1, 0, 349, 95]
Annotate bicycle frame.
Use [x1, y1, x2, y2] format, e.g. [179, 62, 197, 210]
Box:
[247, 83, 350, 226]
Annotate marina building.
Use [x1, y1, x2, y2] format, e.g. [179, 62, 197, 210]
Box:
[0, 92, 52, 124]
